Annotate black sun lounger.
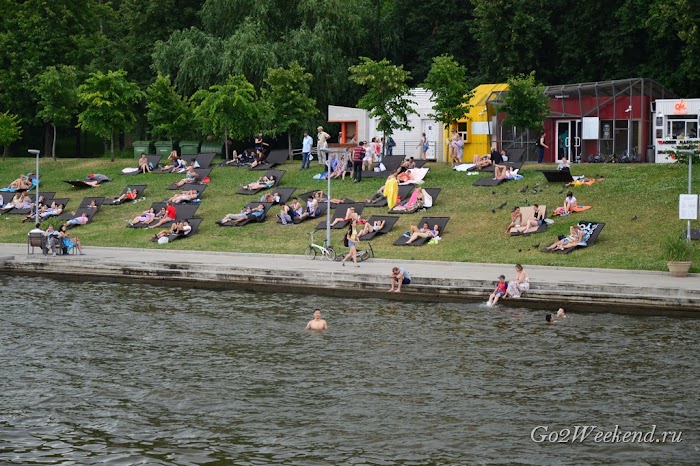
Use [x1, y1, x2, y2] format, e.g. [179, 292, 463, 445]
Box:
[57, 207, 99, 226]
[6, 192, 56, 215]
[423, 188, 441, 207]
[154, 218, 203, 243]
[316, 203, 364, 230]
[64, 179, 108, 188]
[250, 149, 289, 170]
[365, 184, 412, 208]
[237, 169, 285, 195]
[543, 221, 605, 254]
[192, 152, 216, 168]
[393, 217, 449, 246]
[273, 187, 296, 204]
[357, 215, 400, 241]
[217, 202, 273, 227]
[362, 156, 403, 179]
[131, 202, 201, 228]
[166, 168, 212, 189]
[34, 198, 70, 220]
[540, 170, 575, 183]
[413, 160, 428, 168]
[277, 202, 329, 224]
[473, 176, 507, 186]
[104, 185, 147, 205]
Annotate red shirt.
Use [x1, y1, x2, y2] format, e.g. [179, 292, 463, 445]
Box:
[353, 146, 366, 162]
[166, 205, 176, 219]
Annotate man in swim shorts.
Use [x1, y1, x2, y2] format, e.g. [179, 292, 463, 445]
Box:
[305, 310, 328, 330]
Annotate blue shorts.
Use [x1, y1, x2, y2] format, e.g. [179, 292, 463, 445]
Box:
[495, 290, 505, 297]
[402, 277, 411, 285]
[348, 240, 356, 247]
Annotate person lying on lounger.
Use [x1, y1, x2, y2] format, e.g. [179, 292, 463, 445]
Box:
[21, 196, 48, 222]
[168, 189, 199, 204]
[219, 207, 252, 224]
[39, 203, 64, 219]
[366, 186, 386, 204]
[63, 212, 89, 229]
[405, 222, 439, 244]
[545, 224, 584, 251]
[9, 174, 33, 190]
[174, 166, 200, 187]
[261, 192, 281, 204]
[242, 176, 275, 191]
[129, 207, 158, 226]
[473, 154, 491, 170]
[231, 204, 266, 225]
[112, 188, 139, 204]
[2, 192, 31, 212]
[138, 153, 152, 173]
[148, 201, 176, 229]
[330, 206, 358, 227]
[391, 187, 424, 212]
[160, 151, 185, 172]
[153, 220, 191, 240]
[358, 219, 385, 238]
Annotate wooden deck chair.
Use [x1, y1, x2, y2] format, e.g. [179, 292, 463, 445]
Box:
[237, 169, 285, 195]
[357, 215, 400, 241]
[394, 217, 449, 246]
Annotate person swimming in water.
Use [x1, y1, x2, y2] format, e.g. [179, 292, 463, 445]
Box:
[305, 310, 328, 330]
[557, 308, 567, 318]
[545, 313, 556, 324]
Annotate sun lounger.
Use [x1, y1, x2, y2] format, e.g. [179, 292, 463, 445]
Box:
[330, 198, 357, 208]
[192, 152, 216, 168]
[64, 180, 102, 188]
[154, 218, 203, 242]
[272, 187, 297, 204]
[166, 168, 212, 189]
[510, 205, 548, 236]
[316, 203, 365, 230]
[57, 207, 99, 226]
[413, 160, 428, 168]
[237, 169, 285, 195]
[250, 149, 289, 170]
[552, 205, 592, 217]
[388, 187, 440, 214]
[104, 185, 147, 205]
[357, 215, 400, 241]
[362, 156, 404, 179]
[6, 192, 56, 215]
[473, 176, 507, 186]
[132, 202, 199, 227]
[34, 198, 70, 219]
[398, 167, 430, 185]
[365, 185, 412, 208]
[543, 221, 605, 254]
[393, 217, 449, 246]
[423, 188, 441, 207]
[217, 202, 273, 227]
[540, 170, 574, 183]
[276, 202, 328, 225]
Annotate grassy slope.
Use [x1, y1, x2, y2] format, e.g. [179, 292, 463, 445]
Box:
[1, 156, 698, 271]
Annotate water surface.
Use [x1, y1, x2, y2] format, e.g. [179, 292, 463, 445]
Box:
[0, 276, 697, 465]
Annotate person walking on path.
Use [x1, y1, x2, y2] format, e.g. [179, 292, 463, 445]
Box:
[317, 126, 331, 165]
[537, 130, 549, 163]
[301, 130, 313, 169]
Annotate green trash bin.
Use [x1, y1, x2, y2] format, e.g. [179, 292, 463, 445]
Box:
[179, 140, 201, 155]
[154, 141, 174, 157]
[200, 140, 223, 156]
[132, 140, 154, 158]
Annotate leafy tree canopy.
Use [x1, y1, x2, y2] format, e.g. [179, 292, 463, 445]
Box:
[146, 75, 194, 141]
[421, 54, 474, 128]
[498, 72, 550, 132]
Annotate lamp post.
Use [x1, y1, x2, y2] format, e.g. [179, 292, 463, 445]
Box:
[28, 149, 40, 224]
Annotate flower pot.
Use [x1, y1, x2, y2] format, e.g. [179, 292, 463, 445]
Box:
[667, 261, 691, 277]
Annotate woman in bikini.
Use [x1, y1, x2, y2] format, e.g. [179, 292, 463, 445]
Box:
[405, 222, 439, 244]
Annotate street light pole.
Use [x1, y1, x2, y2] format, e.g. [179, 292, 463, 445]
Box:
[626, 105, 632, 161]
[28, 149, 40, 224]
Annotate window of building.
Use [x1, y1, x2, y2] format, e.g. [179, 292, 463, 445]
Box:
[666, 115, 699, 139]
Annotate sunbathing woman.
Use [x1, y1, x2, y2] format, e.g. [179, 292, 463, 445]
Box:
[138, 153, 152, 173]
[9, 174, 33, 190]
[232, 204, 266, 225]
[1, 192, 28, 212]
[546, 225, 583, 251]
[330, 206, 357, 227]
[153, 220, 189, 240]
[129, 207, 157, 226]
[392, 187, 424, 212]
[168, 189, 198, 204]
[358, 219, 385, 238]
[505, 206, 523, 235]
[514, 204, 545, 234]
[564, 191, 577, 214]
[112, 188, 139, 204]
[39, 202, 64, 219]
[330, 153, 349, 179]
[242, 175, 275, 191]
[261, 192, 281, 204]
[405, 222, 439, 244]
[174, 166, 200, 188]
[473, 154, 491, 170]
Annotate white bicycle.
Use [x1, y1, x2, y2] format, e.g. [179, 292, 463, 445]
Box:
[305, 230, 336, 261]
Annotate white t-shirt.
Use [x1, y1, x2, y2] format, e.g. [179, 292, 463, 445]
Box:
[565, 195, 577, 206]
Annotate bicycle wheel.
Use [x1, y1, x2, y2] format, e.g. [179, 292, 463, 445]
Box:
[325, 247, 336, 261]
[305, 246, 317, 260]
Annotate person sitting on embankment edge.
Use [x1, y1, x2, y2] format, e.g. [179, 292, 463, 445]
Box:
[389, 266, 411, 293]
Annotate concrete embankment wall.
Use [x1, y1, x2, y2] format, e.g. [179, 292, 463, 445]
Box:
[0, 244, 698, 316]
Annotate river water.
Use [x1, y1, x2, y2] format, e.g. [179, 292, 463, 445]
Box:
[0, 275, 697, 465]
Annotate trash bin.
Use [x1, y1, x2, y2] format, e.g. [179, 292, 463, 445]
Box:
[179, 140, 201, 155]
[154, 141, 174, 157]
[132, 140, 154, 158]
[200, 140, 223, 156]
[646, 145, 654, 163]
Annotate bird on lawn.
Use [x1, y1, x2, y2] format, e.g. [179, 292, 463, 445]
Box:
[518, 249, 522, 253]
[631, 215, 638, 221]
[503, 189, 509, 195]
[524, 198, 530, 206]
[558, 189, 564, 194]
[532, 243, 540, 249]
[498, 201, 508, 209]
[491, 190, 496, 195]
[491, 208, 497, 214]
[519, 185, 529, 193]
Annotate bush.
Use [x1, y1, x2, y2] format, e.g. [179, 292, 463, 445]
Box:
[661, 235, 693, 262]
[665, 142, 700, 165]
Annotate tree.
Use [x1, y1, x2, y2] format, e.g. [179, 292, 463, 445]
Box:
[146, 75, 193, 142]
[0, 111, 22, 158]
[262, 62, 317, 159]
[77, 70, 144, 161]
[191, 75, 261, 160]
[34, 65, 79, 160]
[349, 57, 416, 154]
[421, 54, 474, 129]
[498, 72, 550, 134]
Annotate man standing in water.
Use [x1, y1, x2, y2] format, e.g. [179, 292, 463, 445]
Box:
[305, 310, 328, 330]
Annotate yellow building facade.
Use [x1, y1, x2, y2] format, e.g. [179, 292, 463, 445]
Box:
[446, 83, 508, 163]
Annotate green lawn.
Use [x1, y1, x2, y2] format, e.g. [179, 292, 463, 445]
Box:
[1, 155, 698, 271]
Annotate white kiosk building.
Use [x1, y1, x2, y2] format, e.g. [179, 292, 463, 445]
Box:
[653, 98, 700, 163]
